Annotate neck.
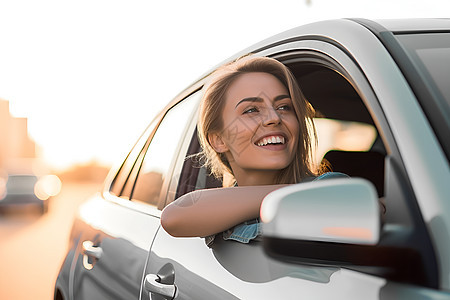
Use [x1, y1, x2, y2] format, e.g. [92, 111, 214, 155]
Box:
[232, 169, 279, 186]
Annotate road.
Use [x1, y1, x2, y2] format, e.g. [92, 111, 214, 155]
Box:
[0, 181, 102, 300]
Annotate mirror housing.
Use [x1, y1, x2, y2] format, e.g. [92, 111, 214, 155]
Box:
[261, 178, 380, 245]
[260, 178, 434, 287]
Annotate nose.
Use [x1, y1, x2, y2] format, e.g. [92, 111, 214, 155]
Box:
[262, 106, 281, 127]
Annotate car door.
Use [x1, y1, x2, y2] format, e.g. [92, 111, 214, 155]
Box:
[66, 91, 200, 300]
[141, 35, 441, 299]
[65, 118, 160, 300]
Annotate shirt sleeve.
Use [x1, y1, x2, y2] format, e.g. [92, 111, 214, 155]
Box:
[205, 219, 261, 247]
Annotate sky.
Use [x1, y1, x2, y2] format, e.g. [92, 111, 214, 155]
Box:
[0, 0, 449, 171]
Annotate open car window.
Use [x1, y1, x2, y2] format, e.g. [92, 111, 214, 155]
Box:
[288, 60, 387, 198]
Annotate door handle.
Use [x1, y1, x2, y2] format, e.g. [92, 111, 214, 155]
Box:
[144, 274, 177, 299]
[82, 240, 103, 270]
[82, 240, 103, 259]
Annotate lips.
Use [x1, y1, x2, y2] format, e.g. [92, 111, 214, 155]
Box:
[255, 135, 286, 146]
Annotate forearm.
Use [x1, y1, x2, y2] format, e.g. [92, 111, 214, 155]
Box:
[161, 185, 286, 237]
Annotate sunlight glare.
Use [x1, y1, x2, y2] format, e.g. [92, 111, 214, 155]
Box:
[34, 174, 62, 200]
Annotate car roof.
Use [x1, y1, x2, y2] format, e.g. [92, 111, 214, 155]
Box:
[166, 18, 450, 112]
[211, 18, 450, 75]
[371, 18, 450, 32]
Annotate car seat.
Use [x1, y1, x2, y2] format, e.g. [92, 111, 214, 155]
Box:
[322, 150, 385, 197]
[175, 129, 222, 199]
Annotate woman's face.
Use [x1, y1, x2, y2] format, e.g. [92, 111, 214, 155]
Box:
[211, 72, 300, 185]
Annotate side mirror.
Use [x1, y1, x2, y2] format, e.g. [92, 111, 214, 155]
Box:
[261, 178, 380, 245]
[260, 177, 436, 287]
[260, 178, 381, 267]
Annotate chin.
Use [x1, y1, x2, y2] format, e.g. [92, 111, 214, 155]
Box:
[259, 160, 292, 171]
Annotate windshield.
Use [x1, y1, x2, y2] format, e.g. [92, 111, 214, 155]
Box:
[396, 33, 450, 112]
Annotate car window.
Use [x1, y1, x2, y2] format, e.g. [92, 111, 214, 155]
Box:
[395, 32, 450, 160]
[288, 62, 387, 197]
[313, 118, 377, 165]
[131, 93, 199, 207]
[5, 175, 37, 194]
[109, 119, 158, 198]
[395, 33, 450, 114]
[174, 127, 223, 200]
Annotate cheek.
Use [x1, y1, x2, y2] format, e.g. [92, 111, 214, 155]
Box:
[285, 116, 300, 137]
[221, 123, 255, 153]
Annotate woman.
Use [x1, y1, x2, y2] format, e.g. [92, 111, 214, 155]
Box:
[161, 56, 344, 245]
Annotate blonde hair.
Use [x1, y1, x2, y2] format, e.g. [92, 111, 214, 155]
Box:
[197, 56, 317, 185]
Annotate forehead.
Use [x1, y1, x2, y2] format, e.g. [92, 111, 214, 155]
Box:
[225, 72, 288, 103]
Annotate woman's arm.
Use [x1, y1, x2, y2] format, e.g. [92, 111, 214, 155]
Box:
[161, 185, 286, 237]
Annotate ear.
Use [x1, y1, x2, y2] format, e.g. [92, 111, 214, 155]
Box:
[208, 133, 229, 153]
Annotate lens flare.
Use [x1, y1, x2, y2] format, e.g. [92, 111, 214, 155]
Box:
[34, 175, 62, 200]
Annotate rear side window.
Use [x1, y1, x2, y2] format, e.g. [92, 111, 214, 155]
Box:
[131, 93, 199, 207]
[109, 119, 158, 197]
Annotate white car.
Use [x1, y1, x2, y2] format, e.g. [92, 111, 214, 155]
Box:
[55, 18, 450, 299]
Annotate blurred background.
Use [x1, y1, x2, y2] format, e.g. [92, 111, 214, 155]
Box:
[0, 0, 449, 299]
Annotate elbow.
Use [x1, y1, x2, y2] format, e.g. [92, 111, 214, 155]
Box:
[161, 205, 184, 237]
[161, 190, 208, 237]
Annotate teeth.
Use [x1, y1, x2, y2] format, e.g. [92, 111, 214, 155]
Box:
[257, 136, 285, 146]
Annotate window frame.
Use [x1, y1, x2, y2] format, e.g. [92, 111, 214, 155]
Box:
[103, 113, 165, 216]
[129, 91, 202, 210]
[108, 117, 160, 199]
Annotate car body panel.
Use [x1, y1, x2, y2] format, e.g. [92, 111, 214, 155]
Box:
[142, 229, 387, 300]
[56, 194, 160, 299]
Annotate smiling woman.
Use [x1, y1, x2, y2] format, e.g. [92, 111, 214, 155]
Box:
[160, 56, 344, 243]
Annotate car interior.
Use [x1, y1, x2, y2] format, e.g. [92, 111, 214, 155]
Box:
[293, 62, 386, 197]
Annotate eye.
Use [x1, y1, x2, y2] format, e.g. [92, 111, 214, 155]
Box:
[277, 104, 292, 111]
[243, 107, 259, 114]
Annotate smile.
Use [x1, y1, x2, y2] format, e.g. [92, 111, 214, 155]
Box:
[256, 135, 286, 146]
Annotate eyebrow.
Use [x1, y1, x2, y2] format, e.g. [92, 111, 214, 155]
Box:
[234, 94, 290, 109]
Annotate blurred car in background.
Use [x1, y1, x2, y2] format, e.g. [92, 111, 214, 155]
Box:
[0, 174, 46, 214]
[54, 18, 449, 299]
[0, 173, 61, 214]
